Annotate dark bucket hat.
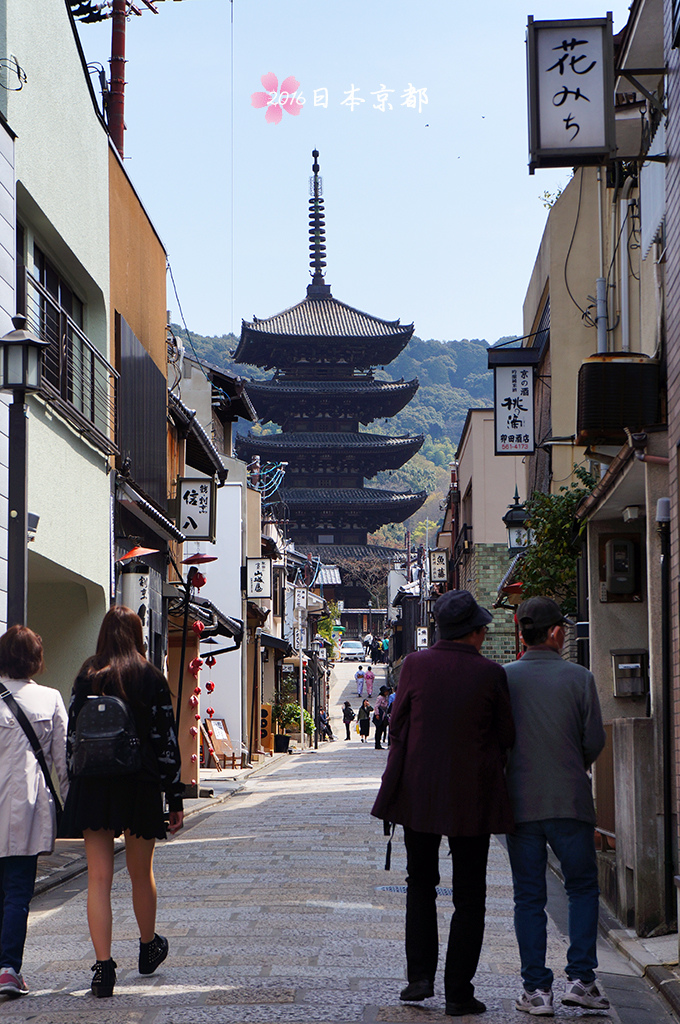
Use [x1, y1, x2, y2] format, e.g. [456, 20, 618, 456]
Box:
[434, 590, 493, 639]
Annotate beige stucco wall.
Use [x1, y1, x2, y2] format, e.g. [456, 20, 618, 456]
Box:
[457, 409, 525, 544]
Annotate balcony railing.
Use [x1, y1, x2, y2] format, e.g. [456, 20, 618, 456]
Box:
[24, 270, 118, 455]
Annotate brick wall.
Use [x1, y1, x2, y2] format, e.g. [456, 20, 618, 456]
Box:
[459, 543, 517, 665]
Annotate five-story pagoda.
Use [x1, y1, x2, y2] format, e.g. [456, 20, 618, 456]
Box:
[234, 151, 426, 558]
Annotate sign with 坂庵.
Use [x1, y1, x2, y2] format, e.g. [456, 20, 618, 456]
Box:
[527, 16, 615, 173]
[493, 365, 535, 455]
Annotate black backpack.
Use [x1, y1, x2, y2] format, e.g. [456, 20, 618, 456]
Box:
[72, 694, 142, 777]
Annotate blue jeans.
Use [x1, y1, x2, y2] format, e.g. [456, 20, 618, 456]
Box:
[506, 819, 599, 992]
[0, 856, 38, 973]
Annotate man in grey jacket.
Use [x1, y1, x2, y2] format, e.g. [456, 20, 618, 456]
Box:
[504, 597, 607, 1018]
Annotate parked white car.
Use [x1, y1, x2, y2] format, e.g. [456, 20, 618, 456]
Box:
[339, 640, 364, 661]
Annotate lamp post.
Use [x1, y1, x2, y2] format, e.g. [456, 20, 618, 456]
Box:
[0, 316, 49, 626]
[368, 598, 372, 636]
[502, 487, 531, 556]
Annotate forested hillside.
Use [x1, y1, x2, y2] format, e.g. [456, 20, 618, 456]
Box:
[172, 325, 505, 545]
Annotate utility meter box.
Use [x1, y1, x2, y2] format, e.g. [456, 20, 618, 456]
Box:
[605, 538, 636, 594]
[611, 649, 649, 697]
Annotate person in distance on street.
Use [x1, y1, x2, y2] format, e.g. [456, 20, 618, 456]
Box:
[61, 606, 184, 998]
[357, 698, 373, 743]
[342, 700, 355, 740]
[504, 597, 608, 1017]
[372, 590, 515, 1017]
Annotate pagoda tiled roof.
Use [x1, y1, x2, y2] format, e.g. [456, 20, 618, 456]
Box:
[242, 295, 413, 341]
[244, 378, 419, 397]
[299, 544, 404, 561]
[279, 487, 427, 509]
[236, 432, 423, 454]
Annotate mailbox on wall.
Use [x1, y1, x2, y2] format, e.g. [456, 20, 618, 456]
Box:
[611, 649, 649, 697]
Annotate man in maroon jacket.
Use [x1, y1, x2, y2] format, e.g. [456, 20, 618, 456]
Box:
[372, 590, 515, 1017]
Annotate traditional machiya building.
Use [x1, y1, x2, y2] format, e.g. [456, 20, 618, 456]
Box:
[234, 152, 426, 625]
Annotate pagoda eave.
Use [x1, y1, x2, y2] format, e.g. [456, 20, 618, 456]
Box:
[243, 378, 419, 424]
[272, 487, 427, 531]
[235, 335, 411, 371]
[235, 432, 424, 471]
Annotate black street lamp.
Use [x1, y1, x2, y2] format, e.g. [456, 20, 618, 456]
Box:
[502, 487, 532, 556]
[0, 316, 49, 626]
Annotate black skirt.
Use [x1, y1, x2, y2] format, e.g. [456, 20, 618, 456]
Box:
[61, 773, 166, 841]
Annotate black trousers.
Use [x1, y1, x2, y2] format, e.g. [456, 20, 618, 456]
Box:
[404, 827, 490, 1003]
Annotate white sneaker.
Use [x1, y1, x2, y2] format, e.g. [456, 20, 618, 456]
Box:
[0, 966, 28, 998]
[515, 987, 554, 1016]
[562, 978, 609, 1010]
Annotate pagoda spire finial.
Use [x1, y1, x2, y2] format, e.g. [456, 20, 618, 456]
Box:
[307, 148, 332, 299]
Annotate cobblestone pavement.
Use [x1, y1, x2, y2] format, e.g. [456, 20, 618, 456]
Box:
[0, 661, 675, 1023]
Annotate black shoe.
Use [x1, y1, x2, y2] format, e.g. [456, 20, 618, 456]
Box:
[445, 996, 486, 1016]
[400, 980, 434, 1001]
[91, 958, 117, 998]
[139, 933, 169, 975]
[375, 743, 383, 749]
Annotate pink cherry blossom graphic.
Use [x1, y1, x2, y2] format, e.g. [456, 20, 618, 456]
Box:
[251, 72, 304, 124]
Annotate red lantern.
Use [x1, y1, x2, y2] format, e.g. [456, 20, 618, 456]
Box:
[208, 747, 215, 756]
[190, 753, 197, 763]
[192, 620, 205, 635]
[189, 658, 203, 678]
[189, 726, 198, 737]
[189, 694, 198, 708]
[192, 572, 207, 589]
[194, 713, 201, 721]
[206, 706, 215, 718]
[206, 655, 216, 668]
[193, 685, 202, 695]
[205, 681, 215, 693]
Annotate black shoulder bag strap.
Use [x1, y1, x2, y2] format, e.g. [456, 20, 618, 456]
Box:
[0, 687, 63, 817]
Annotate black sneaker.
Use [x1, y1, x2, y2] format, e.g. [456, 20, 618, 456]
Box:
[139, 933, 169, 975]
[400, 979, 434, 1001]
[91, 958, 117, 998]
[445, 996, 486, 1016]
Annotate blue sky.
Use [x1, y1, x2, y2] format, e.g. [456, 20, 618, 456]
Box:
[76, 0, 633, 346]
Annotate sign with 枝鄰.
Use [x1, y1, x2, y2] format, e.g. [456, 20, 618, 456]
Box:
[527, 15, 615, 173]
[246, 558, 272, 599]
[494, 365, 535, 455]
[178, 476, 216, 542]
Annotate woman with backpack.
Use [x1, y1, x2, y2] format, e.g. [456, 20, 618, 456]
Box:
[0, 626, 68, 998]
[61, 606, 184, 998]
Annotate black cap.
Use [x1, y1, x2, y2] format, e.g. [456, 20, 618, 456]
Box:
[434, 589, 493, 639]
[517, 596, 574, 632]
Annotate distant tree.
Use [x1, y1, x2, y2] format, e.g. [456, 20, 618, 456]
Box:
[335, 554, 391, 607]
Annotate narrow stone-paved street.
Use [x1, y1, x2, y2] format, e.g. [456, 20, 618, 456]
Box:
[0, 661, 675, 1023]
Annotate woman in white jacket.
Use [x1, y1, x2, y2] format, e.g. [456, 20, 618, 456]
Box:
[0, 626, 68, 998]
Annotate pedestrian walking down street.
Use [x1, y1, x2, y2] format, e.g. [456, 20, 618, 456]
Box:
[372, 590, 515, 1018]
[504, 597, 608, 1017]
[355, 664, 366, 697]
[318, 708, 334, 741]
[364, 664, 375, 697]
[357, 698, 373, 742]
[342, 700, 355, 740]
[60, 606, 184, 999]
[0, 626, 68, 999]
[363, 632, 373, 659]
[373, 685, 389, 749]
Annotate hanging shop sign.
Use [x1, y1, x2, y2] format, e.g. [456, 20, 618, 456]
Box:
[429, 549, 448, 583]
[527, 15, 615, 173]
[177, 476, 217, 542]
[488, 348, 541, 455]
[246, 557, 272, 599]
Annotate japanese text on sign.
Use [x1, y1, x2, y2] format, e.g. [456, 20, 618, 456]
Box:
[527, 17, 614, 171]
[494, 366, 535, 455]
[246, 558, 272, 600]
[178, 477, 216, 542]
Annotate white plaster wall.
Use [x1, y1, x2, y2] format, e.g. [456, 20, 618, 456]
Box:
[5, 0, 109, 351]
[27, 402, 111, 604]
[195, 481, 245, 751]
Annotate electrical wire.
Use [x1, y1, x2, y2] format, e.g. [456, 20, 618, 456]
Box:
[563, 167, 595, 326]
[166, 256, 210, 382]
